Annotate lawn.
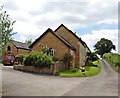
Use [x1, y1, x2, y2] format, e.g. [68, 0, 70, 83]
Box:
[103, 52, 120, 73]
[57, 60, 101, 77]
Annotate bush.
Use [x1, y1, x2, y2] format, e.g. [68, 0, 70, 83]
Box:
[86, 52, 99, 62]
[16, 54, 26, 65]
[23, 52, 53, 68]
[103, 52, 120, 73]
[85, 61, 98, 67]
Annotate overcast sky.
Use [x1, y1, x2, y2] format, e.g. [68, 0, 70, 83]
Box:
[1, 0, 118, 53]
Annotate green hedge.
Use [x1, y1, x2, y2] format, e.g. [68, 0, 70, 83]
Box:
[103, 52, 120, 73]
[23, 52, 53, 68]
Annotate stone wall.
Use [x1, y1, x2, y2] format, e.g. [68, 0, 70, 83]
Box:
[13, 62, 65, 75]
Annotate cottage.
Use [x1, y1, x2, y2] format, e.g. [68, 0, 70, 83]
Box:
[30, 24, 90, 67]
[6, 40, 31, 56]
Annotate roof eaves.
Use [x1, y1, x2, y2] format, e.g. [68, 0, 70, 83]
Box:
[17, 47, 31, 50]
[79, 39, 91, 52]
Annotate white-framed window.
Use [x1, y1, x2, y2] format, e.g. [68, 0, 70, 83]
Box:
[49, 48, 54, 56]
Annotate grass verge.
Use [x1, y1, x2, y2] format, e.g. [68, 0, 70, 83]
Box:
[57, 60, 101, 77]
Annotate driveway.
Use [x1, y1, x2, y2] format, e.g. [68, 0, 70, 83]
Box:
[1, 60, 118, 96]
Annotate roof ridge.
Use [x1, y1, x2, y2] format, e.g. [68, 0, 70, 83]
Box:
[55, 24, 90, 51]
[30, 28, 76, 51]
[54, 24, 80, 39]
[29, 28, 53, 48]
[12, 40, 30, 50]
[12, 40, 27, 44]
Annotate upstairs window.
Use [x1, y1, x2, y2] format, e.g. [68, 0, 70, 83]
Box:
[49, 48, 54, 56]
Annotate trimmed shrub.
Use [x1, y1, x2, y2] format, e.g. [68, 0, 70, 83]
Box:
[23, 52, 53, 68]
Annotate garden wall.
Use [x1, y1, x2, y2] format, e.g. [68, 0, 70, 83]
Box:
[13, 62, 65, 75]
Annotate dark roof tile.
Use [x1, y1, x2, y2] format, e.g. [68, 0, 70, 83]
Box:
[12, 40, 30, 50]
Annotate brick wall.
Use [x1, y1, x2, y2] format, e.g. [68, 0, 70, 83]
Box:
[11, 44, 18, 56]
[55, 26, 81, 67]
[32, 31, 69, 59]
[18, 48, 30, 55]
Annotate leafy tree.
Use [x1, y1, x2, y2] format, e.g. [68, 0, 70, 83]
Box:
[42, 45, 50, 55]
[94, 38, 116, 57]
[0, 5, 16, 55]
[25, 38, 32, 46]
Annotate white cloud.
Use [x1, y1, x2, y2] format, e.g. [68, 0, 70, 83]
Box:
[13, 21, 44, 42]
[81, 29, 118, 53]
[0, 0, 118, 53]
[97, 19, 117, 24]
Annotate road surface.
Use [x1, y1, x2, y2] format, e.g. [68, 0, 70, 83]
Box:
[1, 60, 118, 96]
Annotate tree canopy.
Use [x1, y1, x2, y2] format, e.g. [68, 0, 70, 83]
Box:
[94, 38, 116, 57]
[0, 5, 16, 54]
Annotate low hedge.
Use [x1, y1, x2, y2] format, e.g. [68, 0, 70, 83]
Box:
[103, 52, 120, 73]
[23, 52, 53, 68]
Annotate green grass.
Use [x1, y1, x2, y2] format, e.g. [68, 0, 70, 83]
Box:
[103, 53, 120, 73]
[84, 60, 101, 76]
[57, 60, 101, 77]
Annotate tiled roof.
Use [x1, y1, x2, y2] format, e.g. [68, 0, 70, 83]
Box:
[30, 24, 90, 52]
[55, 24, 91, 51]
[30, 28, 76, 51]
[12, 40, 30, 50]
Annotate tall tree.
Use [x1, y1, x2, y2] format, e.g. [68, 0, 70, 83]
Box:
[94, 38, 116, 57]
[0, 5, 16, 54]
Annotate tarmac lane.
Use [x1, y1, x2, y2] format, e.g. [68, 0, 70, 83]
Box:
[1, 60, 119, 96]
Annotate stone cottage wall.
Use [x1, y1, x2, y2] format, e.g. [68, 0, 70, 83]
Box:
[13, 62, 65, 75]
